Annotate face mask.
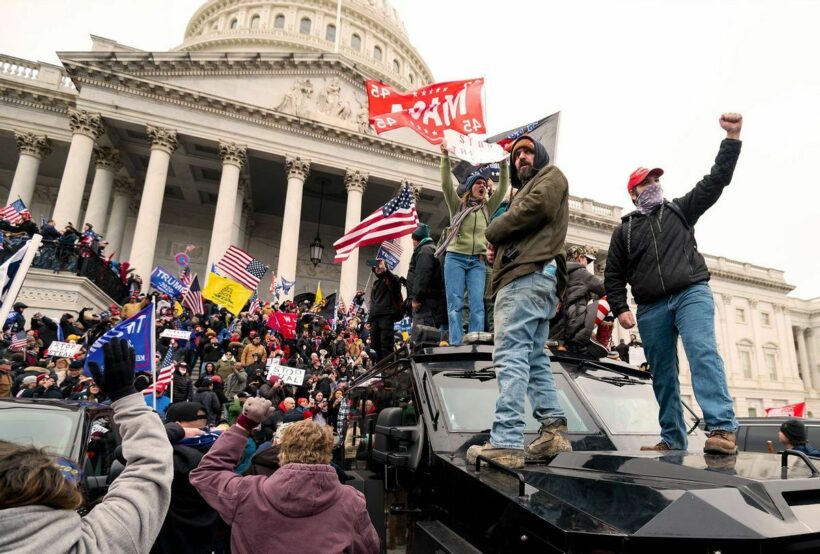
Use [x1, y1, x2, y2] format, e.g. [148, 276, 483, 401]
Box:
[634, 183, 664, 214]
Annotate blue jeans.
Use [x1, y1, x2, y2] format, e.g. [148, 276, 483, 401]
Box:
[443, 252, 485, 345]
[636, 281, 737, 449]
[490, 263, 564, 449]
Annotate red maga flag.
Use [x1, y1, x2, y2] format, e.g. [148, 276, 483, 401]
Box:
[764, 402, 806, 418]
[333, 184, 418, 263]
[367, 78, 485, 144]
[267, 311, 298, 340]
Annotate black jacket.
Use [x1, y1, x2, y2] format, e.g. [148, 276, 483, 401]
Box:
[407, 239, 443, 302]
[192, 388, 221, 426]
[368, 269, 401, 320]
[605, 139, 741, 314]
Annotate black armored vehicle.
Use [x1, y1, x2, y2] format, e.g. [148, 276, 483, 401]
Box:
[341, 345, 820, 554]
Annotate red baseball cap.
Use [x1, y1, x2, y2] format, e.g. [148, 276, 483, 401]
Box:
[627, 167, 664, 194]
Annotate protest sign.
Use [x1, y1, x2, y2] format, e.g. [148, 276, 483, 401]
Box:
[47, 341, 80, 358]
[84, 303, 154, 376]
[160, 329, 191, 341]
[150, 266, 186, 298]
[367, 78, 485, 144]
[443, 129, 508, 165]
[268, 364, 306, 387]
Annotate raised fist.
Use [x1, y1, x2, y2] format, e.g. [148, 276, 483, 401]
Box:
[241, 396, 273, 424]
[719, 113, 742, 139]
[440, 139, 449, 155]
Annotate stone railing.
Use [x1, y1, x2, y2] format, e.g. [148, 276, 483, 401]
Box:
[0, 53, 77, 91]
[569, 195, 622, 221]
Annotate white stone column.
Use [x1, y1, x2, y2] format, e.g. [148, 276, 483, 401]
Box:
[52, 109, 105, 228]
[9, 131, 52, 206]
[128, 125, 178, 289]
[748, 299, 766, 380]
[206, 141, 247, 272]
[275, 156, 310, 300]
[806, 328, 819, 389]
[106, 177, 135, 259]
[231, 176, 249, 247]
[774, 304, 799, 382]
[720, 294, 739, 379]
[83, 146, 121, 236]
[339, 169, 368, 304]
[795, 326, 813, 390]
[395, 181, 419, 279]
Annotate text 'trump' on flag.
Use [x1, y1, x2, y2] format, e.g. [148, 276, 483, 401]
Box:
[333, 184, 418, 263]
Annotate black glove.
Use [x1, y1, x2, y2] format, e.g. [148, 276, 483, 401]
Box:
[87, 337, 137, 402]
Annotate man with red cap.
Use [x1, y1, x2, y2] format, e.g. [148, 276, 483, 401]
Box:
[605, 113, 743, 455]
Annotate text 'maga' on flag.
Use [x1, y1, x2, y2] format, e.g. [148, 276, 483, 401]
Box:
[451, 112, 560, 184]
[216, 245, 268, 290]
[0, 199, 28, 225]
[182, 274, 205, 315]
[366, 79, 486, 144]
[333, 184, 419, 263]
[376, 239, 403, 271]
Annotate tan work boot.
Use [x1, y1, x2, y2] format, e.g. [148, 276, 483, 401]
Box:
[640, 441, 672, 451]
[525, 419, 572, 461]
[704, 430, 738, 455]
[466, 442, 524, 469]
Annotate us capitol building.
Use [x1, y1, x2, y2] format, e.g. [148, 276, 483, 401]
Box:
[0, 0, 818, 417]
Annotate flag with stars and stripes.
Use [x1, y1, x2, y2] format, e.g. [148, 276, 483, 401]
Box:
[179, 266, 192, 288]
[182, 274, 205, 315]
[216, 246, 268, 290]
[142, 347, 175, 397]
[0, 199, 28, 225]
[9, 330, 27, 351]
[376, 238, 403, 271]
[248, 291, 261, 316]
[333, 184, 418, 263]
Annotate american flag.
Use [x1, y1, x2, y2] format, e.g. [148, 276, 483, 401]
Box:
[333, 184, 418, 263]
[179, 267, 192, 287]
[143, 346, 175, 396]
[268, 272, 277, 295]
[0, 199, 28, 225]
[182, 274, 205, 315]
[216, 246, 268, 290]
[9, 330, 27, 351]
[248, 291, 260, 316]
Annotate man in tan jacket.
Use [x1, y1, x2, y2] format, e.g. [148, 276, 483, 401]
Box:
[467, 135, 572, 469]
[241, 335, 267, 367]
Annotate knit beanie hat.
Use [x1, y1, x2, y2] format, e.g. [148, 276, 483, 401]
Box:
[411, 224, 430, 241]
[780, 418, 808, 444]
[165, 401, 207, 423]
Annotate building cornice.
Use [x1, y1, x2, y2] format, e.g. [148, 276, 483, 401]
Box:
[58, 53, 439, 167]
[708, 268, 795, 294]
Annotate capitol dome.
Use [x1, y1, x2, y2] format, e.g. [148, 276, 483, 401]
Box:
[177, 0, 433, 89]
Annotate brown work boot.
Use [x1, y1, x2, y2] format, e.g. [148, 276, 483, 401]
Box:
[466, 442, 524, 469]
[525, 419, 572, 461]
[704, 430, 738, 455]
[640, 441, 672, 451]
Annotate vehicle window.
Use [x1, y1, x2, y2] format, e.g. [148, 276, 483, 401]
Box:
[575, 370, 661, 434]
[743, 424, 780, 453]
[0, 409, 78, 458]
[352, 362, 418, 426]
[86, 416, 117, 476]
[430, 367, 592, 433]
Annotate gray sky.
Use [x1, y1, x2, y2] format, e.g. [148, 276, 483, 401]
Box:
[2, 0, 818, 298]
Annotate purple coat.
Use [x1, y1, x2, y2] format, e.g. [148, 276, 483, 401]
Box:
[190, 425, 379, 553]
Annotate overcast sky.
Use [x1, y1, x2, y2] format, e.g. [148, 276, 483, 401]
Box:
[2, 0, 818, 298]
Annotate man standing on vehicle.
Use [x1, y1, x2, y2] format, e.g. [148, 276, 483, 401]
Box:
[367, 258, 401, 362]
[467, 134, 571, 469]
[605, 113, 743, 455]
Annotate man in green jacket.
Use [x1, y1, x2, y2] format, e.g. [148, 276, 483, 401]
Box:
[467, 135, 571, 469]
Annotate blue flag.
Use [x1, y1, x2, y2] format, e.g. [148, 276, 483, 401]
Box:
[84, 303, 155, 377]
[150, 266, 186, 298]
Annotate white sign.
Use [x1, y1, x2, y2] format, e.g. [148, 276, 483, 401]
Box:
[629, 346, 647, 368]
[47, 341, 80, 358]
[268, 364, 306, 387]
[160, 329, 192, 341]
[444, 129, 508, 165]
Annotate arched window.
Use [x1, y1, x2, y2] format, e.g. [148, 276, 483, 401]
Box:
[351, 33, 361, 51]
[229, 18, 238, 30]
[274, 14, 285, 28]
[300, 17, 312, 34]
[325, 24, 336, 42]
[373, 45, 383, 61]
[392, 59, 400, 73]
[250, 15, 260, 29]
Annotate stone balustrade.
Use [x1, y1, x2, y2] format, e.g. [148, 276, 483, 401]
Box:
[569, 195, 622, 220]
[0, 53, 76, 91]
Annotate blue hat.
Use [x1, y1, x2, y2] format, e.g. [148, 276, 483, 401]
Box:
[458, 171, 485, 197]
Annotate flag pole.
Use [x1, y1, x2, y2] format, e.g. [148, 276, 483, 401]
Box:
[0, 234, 42, 326]
[334, 0, 342, 53]
[151, 301, 157, 412]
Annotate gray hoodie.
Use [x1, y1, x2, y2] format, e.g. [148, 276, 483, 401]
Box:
[0, 393, 173, 553]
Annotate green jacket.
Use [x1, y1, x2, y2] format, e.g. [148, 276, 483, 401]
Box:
[485, 164, 569, 299]
[440, 155, 510, 256]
